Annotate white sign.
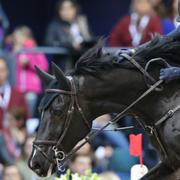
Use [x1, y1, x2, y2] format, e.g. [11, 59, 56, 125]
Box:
[131, 164, 148, 180]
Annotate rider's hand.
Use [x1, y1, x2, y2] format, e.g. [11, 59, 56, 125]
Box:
[160, 67, 180, 83]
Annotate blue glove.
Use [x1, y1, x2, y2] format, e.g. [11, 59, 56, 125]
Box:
[160, 67, 180, 83]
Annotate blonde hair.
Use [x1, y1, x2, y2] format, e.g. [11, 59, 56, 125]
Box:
[13, 26, 33, 39]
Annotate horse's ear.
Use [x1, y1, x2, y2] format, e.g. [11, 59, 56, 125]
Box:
[35, 66, 54, 87]
[52, 62, 70, 90]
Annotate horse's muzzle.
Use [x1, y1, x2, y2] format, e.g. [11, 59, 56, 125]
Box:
[28, 148, 55, 177]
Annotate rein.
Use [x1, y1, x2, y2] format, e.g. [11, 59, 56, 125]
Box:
[60, 79, 164, 168]
[35, 78, 163, 171]
[33, 53, 180, 172]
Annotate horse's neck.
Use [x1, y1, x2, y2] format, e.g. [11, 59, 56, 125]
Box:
[78, 68, 143, 118]
[78, 69, 180, 123]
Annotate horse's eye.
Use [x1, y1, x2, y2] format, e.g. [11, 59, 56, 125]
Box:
[51, 96, 65, 116]
[51, 107, 63, 116]
[51, 103, 63, 116]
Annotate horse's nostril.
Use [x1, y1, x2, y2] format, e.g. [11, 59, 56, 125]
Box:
[34, 162, 41, 170]
[33, 163, 43, 176]
[35, 168, 42, 176]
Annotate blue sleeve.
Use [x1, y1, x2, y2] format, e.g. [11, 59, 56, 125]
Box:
[161, 19, 175, 35]
[102, 131, 129, 149]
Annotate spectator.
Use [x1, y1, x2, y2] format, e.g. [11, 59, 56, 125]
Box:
[16, 136, 34, 180]
[0, 108, 28, 166]
[91, 115, 136, 179]
[8, 108, 27, 147]
[168, 0, 179, 28]
[12, 26, 49, 117]
[69, 154, 93, 176]
[45, 0, 93, 69]
[92, 115, 129, 150]
[161, 0, 179, 35]
[0, 56, 28, 129]
[45, 0, 92, 49]
[150, 0, 167, 18]
[109, 0, 162, 47]
[3, 165, 23, 180]
[75, 140, 94, 156]
[0, 3, 9, 48]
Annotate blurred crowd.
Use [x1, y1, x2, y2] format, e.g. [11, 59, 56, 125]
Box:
[0, 0, 179, 180]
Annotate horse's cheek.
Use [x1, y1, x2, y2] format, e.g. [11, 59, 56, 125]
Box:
[163, 117, 180, 160]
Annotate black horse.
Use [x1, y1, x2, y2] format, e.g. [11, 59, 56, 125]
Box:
[29, 28, 180, 179]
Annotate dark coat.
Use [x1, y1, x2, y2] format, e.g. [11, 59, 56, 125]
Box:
[109, 15, 162, 47]
[45, 15, 92, 47]
[0, 87, 28, 129]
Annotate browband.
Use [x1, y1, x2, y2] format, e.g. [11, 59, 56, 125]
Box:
[45, 89, 76, 95]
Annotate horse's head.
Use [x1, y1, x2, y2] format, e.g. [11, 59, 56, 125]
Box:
[28, 63, 92, 177]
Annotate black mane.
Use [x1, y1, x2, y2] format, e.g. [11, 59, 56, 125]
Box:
[73, 28, 180, 76]
[73, 39, 118, 75]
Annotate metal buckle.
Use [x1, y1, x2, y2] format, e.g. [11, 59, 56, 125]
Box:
[145, 125, 154, 135]
[52, 146, 66, 171]
[167, 110, 174, 118]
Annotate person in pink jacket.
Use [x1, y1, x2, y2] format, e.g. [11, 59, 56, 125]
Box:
[12, 26, 49, 116]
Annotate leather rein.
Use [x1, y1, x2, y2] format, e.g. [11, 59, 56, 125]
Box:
[33, 53, 180, 171]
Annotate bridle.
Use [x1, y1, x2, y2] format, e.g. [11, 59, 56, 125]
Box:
[33, 76, 91, 171]
[32, 52, 180, 172]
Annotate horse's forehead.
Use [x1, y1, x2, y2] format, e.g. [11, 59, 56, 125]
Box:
[39, 93, 59, 111]
[39, 80, 59, 111]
